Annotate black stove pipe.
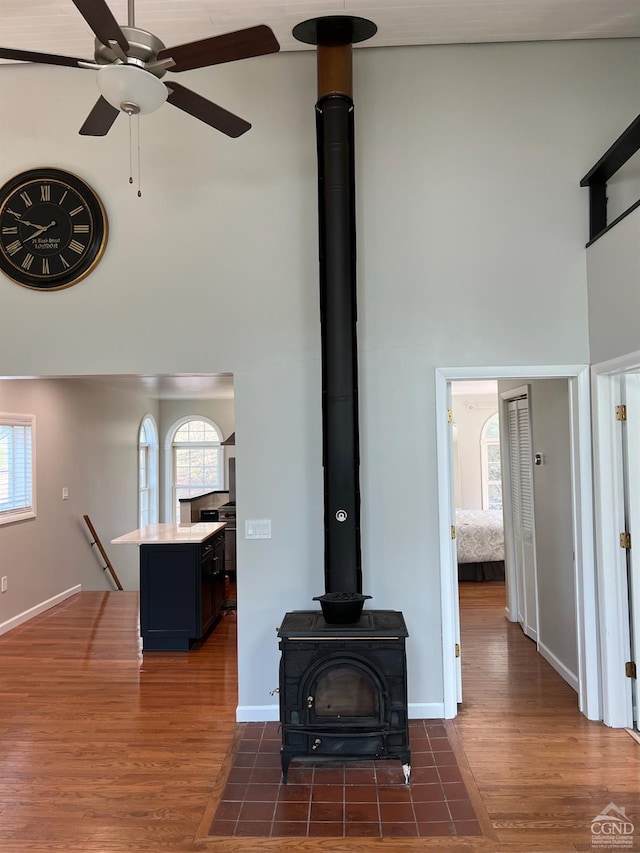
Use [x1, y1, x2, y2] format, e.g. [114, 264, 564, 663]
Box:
[293, 17, 377, 596]
[317, 95, 361, 594]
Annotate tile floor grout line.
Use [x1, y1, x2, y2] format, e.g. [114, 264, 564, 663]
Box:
[208, 720, 483, 839]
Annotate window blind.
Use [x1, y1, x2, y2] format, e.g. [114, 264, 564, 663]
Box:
[0, 415, 34, 519]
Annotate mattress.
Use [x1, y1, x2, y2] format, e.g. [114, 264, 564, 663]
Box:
[456, 509, 505, 564]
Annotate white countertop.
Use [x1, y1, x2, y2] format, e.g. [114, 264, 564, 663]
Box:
[111, 522, 226, 545]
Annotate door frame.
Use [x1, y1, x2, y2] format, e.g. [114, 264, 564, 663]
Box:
[435, 364, 599, 721]
[591, 350, 640, 728]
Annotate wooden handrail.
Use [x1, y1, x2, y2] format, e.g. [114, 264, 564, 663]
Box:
[83, 515, 123, 590]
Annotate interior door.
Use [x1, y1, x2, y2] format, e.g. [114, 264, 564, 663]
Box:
[507, 396, 538, 641]
[623, 374, 640, 729]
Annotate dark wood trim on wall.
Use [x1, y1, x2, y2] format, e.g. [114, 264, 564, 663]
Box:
[585, 197, 640, 248]
[580, 112, 640, 245]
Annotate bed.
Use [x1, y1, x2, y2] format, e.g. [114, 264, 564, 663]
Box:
[456, 509, 505, 581]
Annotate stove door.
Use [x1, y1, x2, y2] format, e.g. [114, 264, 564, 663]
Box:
[304, 657, 386, 726]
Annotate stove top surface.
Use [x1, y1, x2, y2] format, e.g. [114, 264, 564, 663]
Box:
[278, 609, 408, 638]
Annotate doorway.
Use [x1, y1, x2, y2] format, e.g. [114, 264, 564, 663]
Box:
[0, 372, 237, 621]
[435, 365, 600, 722]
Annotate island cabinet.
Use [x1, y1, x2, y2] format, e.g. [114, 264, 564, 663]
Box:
[139, 530, 225, 651]
[111, 522, 227, 651]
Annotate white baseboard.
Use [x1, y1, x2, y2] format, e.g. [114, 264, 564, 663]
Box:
[236, 702, 447, 723]
[409, 702, 446, 719]
[0, 585, 82, 637]
[539, 640, 579, 693]
[236, 704, 280, 722]
[625, 728, 640, 746]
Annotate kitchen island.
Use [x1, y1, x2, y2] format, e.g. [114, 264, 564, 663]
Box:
[112, 522, 226, 651]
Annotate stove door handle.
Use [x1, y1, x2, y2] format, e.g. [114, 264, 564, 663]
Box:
[307, 695, 314, 709]
[311, 738, 321, 750]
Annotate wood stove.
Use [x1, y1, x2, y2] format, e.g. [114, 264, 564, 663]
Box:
[277, 15, 410, 784]
[277, 610, 410, 783]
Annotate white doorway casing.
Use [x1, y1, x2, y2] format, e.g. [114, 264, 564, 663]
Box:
[626, 374, 640, 729]
[435, 365, 600, 722]
[592, 351, 640, 729]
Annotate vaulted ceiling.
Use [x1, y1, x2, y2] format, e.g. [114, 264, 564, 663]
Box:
[1, 0, 639, 60]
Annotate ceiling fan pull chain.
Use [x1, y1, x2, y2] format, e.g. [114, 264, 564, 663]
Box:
[137, 114, 142, 198]
[126, 114, 142, 197]
[128, 115, 134, 187]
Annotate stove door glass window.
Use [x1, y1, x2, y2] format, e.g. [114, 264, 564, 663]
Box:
[314, 666, 377, 717]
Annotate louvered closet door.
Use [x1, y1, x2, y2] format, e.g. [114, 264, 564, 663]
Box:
[508, 397, 538, 641]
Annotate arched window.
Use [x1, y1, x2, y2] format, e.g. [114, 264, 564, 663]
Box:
[481, 412, 502, 510]
[168, 417, 223, 521]
[138, 415, 159, 527]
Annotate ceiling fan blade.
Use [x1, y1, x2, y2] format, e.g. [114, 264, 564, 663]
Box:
[0, 46, 89, 67]
[158, 24, 279, 72]
[165, 83, 251, 138]
[79, 97, 120, 136]
[71, 0, 129, 55]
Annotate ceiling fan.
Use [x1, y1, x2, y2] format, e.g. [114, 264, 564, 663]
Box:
[0, 0, 280, 138]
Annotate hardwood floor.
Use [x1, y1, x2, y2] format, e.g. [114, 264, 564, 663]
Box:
[455, 582, 640, 852]
[0, 582, 638, 852]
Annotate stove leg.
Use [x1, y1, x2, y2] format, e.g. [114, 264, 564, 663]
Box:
[281, 752, 290, 785]
[402, 762, 411, 785]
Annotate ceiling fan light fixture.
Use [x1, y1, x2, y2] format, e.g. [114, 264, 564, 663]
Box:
[96, 63, 167, 114]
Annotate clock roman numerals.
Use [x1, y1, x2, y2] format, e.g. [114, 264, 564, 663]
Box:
[0, 169, 106, 289]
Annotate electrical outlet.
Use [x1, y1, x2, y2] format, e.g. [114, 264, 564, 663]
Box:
[1, 576, 7, 593]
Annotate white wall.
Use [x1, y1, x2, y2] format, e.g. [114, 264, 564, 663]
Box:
[0, 38, 638, 717]
[452, 393, 499, 509]
[0, 378, 158, 629]
[587, 207, 640, 365]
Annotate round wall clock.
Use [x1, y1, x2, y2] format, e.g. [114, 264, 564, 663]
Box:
[0, 168, 108, 291]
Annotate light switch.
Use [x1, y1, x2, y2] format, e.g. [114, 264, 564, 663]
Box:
[62, 487, 69, 500]
[246, 519, 272, 539]
[260, 521, 272, 539]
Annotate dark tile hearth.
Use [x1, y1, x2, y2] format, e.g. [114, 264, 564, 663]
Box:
[208, 719, 484, 839]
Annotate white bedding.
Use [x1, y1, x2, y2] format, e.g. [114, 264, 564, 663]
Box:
[456, 509, 505, 563]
